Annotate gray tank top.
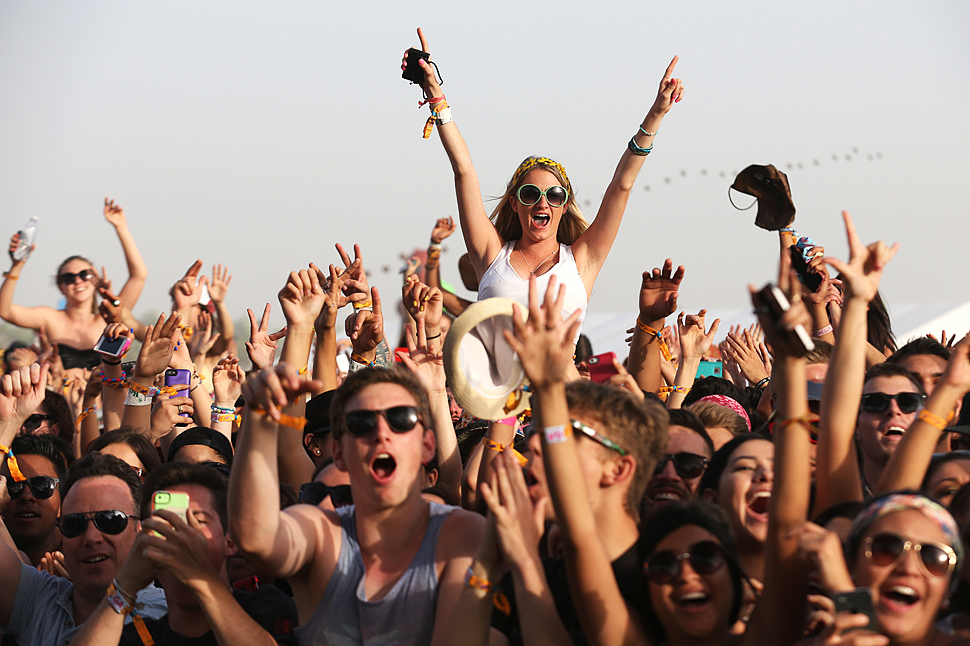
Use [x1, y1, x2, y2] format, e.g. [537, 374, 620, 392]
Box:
[295, 502, 455, 646]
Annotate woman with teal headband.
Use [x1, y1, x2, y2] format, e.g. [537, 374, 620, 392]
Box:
[405, 28, 684, 324]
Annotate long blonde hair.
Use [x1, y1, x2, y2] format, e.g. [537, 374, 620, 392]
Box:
[490, 156, 589, 246]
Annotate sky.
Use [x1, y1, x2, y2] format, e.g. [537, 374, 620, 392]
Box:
[1, 1, 968, 345]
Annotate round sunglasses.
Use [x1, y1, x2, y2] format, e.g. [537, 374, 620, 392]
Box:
[644, 540, 726, 584]
[56, 269, 95, 286]
[864, 532, 957, 579]
[343, 406, 422, 437]
[516, 184, 568, 208]
[653, 452, 710, 479]
[8, 475, 59, 500]
[58, 510, 132, 539]
[860, 392, 924, 414]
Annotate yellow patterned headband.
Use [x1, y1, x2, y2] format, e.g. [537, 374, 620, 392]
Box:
[511, 157, 574, 198]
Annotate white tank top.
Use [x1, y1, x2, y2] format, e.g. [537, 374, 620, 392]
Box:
[477, 241, 588, 332]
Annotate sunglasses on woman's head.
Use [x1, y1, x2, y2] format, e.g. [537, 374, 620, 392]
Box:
[864, 532, 957, 579]
[343, 406, 421, 437]
[57, 269, 95, 286]
[653, 452, 710, 479]
[644, 540, 726, 584]
[298, 482, 353, 507]
[516, 184, 569, 208]
[570, 420, 626, 455]
[21, 413, 55, 434]
[58, 510, 132, 538]
[8, 476, 59, 500]
[860, 392, 924, 414]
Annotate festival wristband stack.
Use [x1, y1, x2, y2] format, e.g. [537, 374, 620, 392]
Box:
[125, 382, 158, 407]
[211, 404, 239, 424]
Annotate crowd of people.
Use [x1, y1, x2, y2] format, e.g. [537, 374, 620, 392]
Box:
[1, 27, 968, 646]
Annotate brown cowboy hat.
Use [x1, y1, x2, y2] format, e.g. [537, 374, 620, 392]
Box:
[730, 164, 796, 231]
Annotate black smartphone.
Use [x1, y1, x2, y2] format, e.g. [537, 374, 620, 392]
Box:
[755, 284, 815, 356]
[832, 588, 879, 633]
[402, 48, 430, 84]
[789, 246, 824, 293]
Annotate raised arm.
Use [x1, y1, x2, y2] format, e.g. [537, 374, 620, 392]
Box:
[813, 212, 898, 516]
[666, 309, 719, 409]
[228, 364, 337, 579]
[426, 217, 472, 317]
[103, 198, 149, 308]
[121, 313, 181, 435]
[408, 28, 503, 275]
[875, 335, 970, 494]
[206, 263, 235, 355]
[0, 233, 59, 331]
[570, 57, 684, 289]
[628, 260, 684, 395]
[505, 277, 646, 646]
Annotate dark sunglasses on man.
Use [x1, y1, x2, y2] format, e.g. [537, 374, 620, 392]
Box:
[58, 510, 132, 538]
[7, 475, 59, 500]
[21, 413, 55, 434]
[343, 406, 422, 437]
[653, 452, 710, 479]
[298, 482, 353, 508]
[859, 392, 924, 414]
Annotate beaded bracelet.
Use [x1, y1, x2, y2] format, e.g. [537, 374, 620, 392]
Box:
[917, 408, 950, 432]
[211, 404, 235, 414]
[99, 371, 129, 388]
[628, 137, 654, 157]
[636, 318, 672, 361]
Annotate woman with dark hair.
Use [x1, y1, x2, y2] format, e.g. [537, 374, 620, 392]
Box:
[405, 29, 684, 330]
[0, 199, 148, 369]
[85, 427, 161, 479]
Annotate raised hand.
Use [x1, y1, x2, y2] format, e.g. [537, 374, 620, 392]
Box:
[103, 197, 128, 229]
[242, 363, 322, 421]
[722, 328, 770, 385]
[334, 243, 370, 302]
[431, 216, 457, 243]
[750, 252, 814, 359]
[677, 309, 720, 359]
[649, 56, 685, 116]
[208, 264, 232, 303]
[151, 395, 193, 440]
[0, 363, 50, 435]
[8, 232, 34, 263]
[278, 268, 326, 328]
[212, 355, 244, 405]
[638, 259, 685, 324]
[404, 27, 443, 99]
[187, 310, 221, 362]
[134, 313, 181, 379]
[823, 211, 899, 304]
[479, 448, 547, 566]
[350, 287, 384, 354]
[397, 319, 446, 394]
[504, 276, 583, 390]
[245, 304, 286, 370]
[402, 275, 444, 331]
[172, 260, 208, 311]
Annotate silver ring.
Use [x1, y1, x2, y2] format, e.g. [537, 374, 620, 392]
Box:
[177, 405, 183, 413]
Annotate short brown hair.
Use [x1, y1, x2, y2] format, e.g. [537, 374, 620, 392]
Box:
[565, 381, 668, 524]
[141, 462, 229, 529]
[329, 366, 434, 443]
[689, 401, 748, 439]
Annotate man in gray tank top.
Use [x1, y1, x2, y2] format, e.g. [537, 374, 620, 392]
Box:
[230, 364, 484, 646]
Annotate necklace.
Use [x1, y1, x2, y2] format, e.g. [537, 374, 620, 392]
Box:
[518, 247, 559, 276]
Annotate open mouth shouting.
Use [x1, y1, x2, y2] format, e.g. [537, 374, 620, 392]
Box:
[746, 490, 771, 522]
[676, 590, 712, 613]
[370, 452, 398, 484]
[879, 583, 920, 612]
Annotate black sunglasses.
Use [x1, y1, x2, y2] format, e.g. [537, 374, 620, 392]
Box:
[298, 482, 353, 507]
[21, 414, 55, 433]
[865, 532, 957, 579]
[58, 510, 132, 538]
[8, 475, 59, 500]
[653, 452, 710, 479]
[344, 406, 421, 436]
[57, 269, 95, 286]
[860, 392, 924, 414]
[644, 540, 726, 584]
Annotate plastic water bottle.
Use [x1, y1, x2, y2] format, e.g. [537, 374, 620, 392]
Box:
[11, 217, 38, 262]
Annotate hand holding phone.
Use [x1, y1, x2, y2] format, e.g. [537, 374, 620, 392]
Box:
[753, 284, 815, 357]
[164, 369, 192, 419]
[832, 588, 879, 634]
[588, 352, 620, 383]
[94, 333, 132, 360]
[152, 491, 190, 536]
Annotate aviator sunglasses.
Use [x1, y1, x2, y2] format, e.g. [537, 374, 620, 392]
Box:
[653, 452, 710, 479]
[344, 406, 422, 437]
[864, 532, 957, 579]
[8, 476, 59, 500]
[58, 509, 132, 538]
[644, 540, 727, 584]
[57, 269, 95, 286]
[516, 184, 569, 208]
[860, 392, 925, 414]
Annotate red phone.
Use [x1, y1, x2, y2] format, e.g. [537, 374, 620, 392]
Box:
[587, 352, 620, 383]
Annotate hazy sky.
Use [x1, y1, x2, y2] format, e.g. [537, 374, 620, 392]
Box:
[2, 1, 968, 343]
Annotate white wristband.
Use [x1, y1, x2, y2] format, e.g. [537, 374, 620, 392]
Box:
[435, 107, 453, 126]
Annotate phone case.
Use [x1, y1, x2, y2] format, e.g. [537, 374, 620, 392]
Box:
[152, 491, 190, 523]
[588, 352, 619, 383]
